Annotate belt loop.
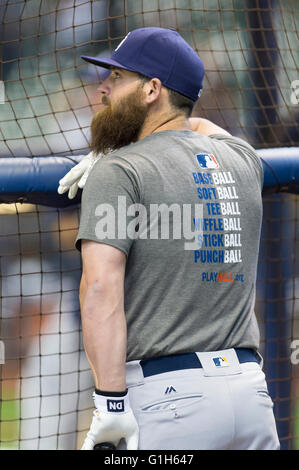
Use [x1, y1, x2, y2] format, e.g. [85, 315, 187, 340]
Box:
[126, 360, 145, 387]
[255, 350, 264, 369]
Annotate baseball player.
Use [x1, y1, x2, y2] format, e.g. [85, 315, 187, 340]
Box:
[60, 27, 280, 450]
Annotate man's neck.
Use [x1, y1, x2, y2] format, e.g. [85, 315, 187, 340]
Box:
[138, 113, 190, 141]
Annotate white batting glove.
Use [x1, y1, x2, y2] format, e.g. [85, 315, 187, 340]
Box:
[81, 390, 139, 450]
[57, 151, 101, 199]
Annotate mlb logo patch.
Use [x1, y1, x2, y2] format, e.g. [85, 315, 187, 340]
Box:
[196, 153, 219, 169]
[213, 356, 229, 367]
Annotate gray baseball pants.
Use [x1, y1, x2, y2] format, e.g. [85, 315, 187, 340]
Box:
[123, 348, 280, 450]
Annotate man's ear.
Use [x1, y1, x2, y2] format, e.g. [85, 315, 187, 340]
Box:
[143, 78, 162, 104]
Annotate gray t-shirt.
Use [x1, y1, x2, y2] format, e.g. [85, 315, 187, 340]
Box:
[76, 130, 263, 361]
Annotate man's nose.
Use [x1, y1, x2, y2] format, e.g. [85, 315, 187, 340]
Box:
[97, 82, 110, 98]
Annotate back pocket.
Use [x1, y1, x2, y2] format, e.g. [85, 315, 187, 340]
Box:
[141, 393, 204, 413]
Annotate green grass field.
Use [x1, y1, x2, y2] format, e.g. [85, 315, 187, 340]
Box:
[0, 398, 20, 450]
[0, 399, 20, 450]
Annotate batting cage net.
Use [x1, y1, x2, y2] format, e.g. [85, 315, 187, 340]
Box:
[0, 0, 299, 450]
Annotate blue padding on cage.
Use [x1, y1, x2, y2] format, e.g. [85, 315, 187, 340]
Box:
[258, 147, 299, 195]
[0, 155, 83, 207]
[0, 148, 298, 207]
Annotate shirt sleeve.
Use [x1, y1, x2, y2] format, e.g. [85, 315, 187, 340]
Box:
[209, 134, 264, 188]
[75, 155, 142, 255]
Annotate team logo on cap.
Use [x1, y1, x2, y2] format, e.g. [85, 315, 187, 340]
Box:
[213, 356, 229, 367]
[196, 153, 219, 169]
[115, 32, 131, 51]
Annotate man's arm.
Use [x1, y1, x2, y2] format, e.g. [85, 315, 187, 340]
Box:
[79, 272, 87, 311]
[80, 239, 138, 450]
[189, 117, 231, 136]
[80, 240, 127, 391]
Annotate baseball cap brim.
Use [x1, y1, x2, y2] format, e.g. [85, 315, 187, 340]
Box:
[81, 55, 134, 73]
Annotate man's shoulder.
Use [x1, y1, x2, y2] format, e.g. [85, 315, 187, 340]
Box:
[209, 133, 261, 164]
[111, 129, 206, 159]
[209, 133, 256, 151]
[96, 135, 164, 169]
[209, 134, 263, 186]
[112, 133, 168, 158]
[86, 150, 143, 191]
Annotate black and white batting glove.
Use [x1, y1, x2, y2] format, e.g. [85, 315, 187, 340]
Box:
[81, 389, 139, 450]
[57, 151, 100, 199]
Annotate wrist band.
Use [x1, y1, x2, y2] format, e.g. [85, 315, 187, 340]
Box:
[95, 388, 128, 397]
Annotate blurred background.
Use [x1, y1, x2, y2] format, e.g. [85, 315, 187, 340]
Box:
[1, 0, 298, 157]
[0, 0, 298, 450]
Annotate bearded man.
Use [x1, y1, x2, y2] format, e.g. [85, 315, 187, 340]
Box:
[69, 27, 279, 451]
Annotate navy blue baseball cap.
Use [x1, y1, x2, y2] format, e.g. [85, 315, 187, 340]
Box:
[81, 27, 205, 102]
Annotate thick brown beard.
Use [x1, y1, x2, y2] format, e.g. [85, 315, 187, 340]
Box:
[90, 85, 148, 155]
